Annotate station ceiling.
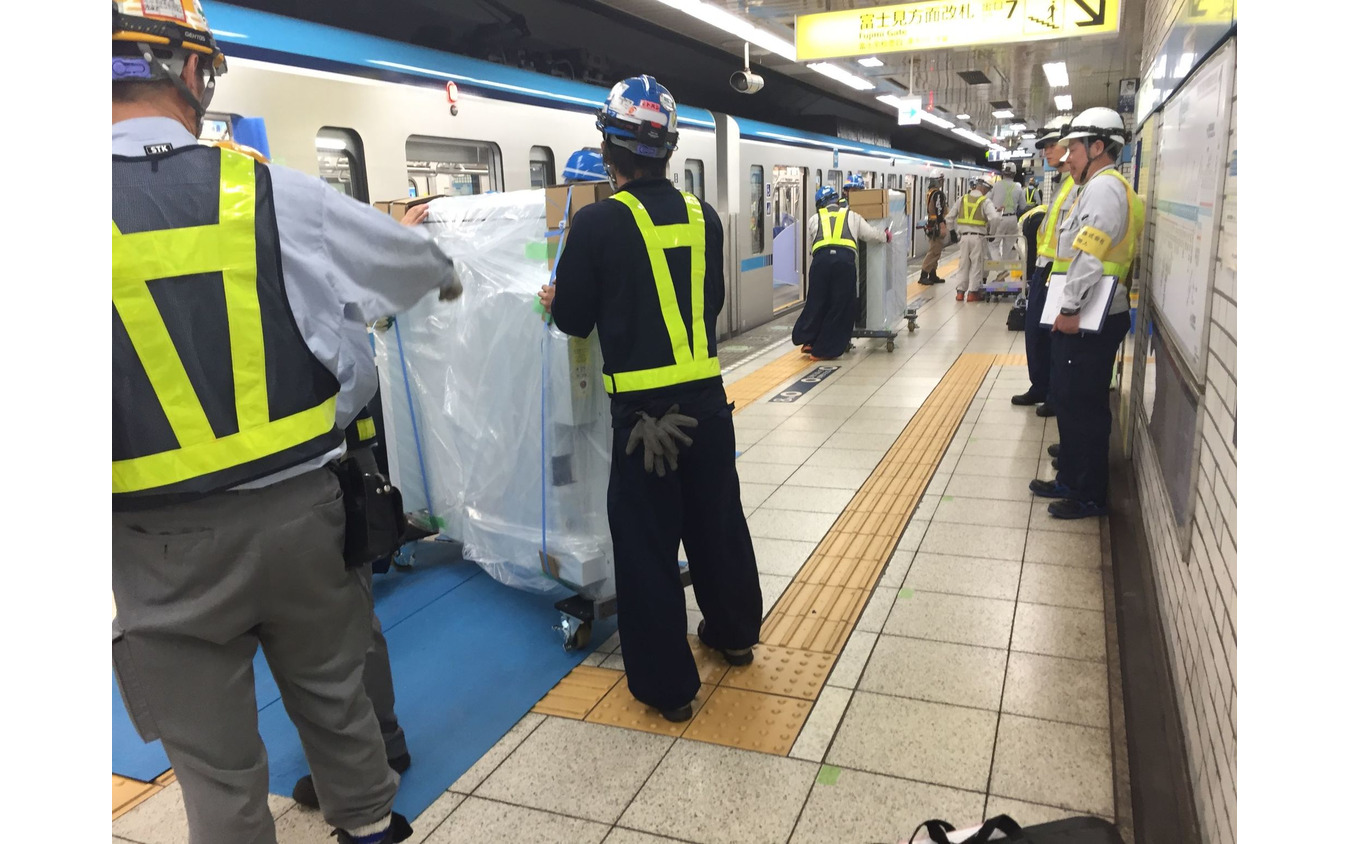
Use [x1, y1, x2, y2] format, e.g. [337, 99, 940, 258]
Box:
[230, 0, 1146, 163]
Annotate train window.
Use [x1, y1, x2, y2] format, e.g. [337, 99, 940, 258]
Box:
[685, 158, 705, 200]
[201, 114, 232, 143]
[406, 136, 502, 197]
[887, 174, 899, 190]
[529, 145, 555, 189]
[316, 127, 369, 203]
[816, 169, 822, 188]
[749, 165, 765, 254]
[827, 170, 842, 191]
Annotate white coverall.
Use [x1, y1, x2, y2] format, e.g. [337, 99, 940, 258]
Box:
[988, 179, 1027, 264]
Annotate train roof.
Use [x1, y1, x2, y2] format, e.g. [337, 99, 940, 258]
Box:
[207, 3, 982, 172]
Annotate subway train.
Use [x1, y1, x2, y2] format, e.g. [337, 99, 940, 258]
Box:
[202, 3, 994, 340]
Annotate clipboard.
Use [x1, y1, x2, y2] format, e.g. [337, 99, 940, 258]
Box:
[1040, 274, 1119, 333]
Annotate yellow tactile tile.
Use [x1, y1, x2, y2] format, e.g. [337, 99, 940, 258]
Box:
[726, 348, 816, 412]
[113, 775, 160, 820]
[689, 635, 731, 686]
[531, 665, 623, 719]
[720, 645, 836, 701]
[994, 353, 1029, 366]
[683, 687, 814, 756]
[584, 682, 715, 737]
[154, 770, 177, 787]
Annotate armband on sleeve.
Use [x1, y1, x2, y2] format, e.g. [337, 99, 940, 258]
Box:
[1072, 226, 1112, 260]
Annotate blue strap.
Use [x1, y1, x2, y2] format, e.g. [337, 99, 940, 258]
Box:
[393, 317, 436, 526]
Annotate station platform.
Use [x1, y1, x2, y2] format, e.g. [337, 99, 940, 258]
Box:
[113, 255, 1129, 843]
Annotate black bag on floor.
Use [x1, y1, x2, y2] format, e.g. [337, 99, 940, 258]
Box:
[1006, 305, 1026, 331]
[910, 815, 1124, 844]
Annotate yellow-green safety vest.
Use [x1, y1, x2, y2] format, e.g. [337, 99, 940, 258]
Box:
[602, 191, 720, 394]
[1038, 177, 1076, 260]
[956, 194, 988, 227]
[112, 147, 342, 507]
[812, 207, 856, 252]
[1052, 169, 1145, 278]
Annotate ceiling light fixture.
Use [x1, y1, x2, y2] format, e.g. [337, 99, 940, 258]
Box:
[807, 62, 877, 91]
[651, 0, 797, 61]
[875, 94, 906, 108]
[1055, 94, 1074, 111]
[992, 109, 1015, 119]
[857, 57, 885, 67]
[1042, 61, 1070, 88]
[919, 111, 955, 129]
[956, 113, 971, 120]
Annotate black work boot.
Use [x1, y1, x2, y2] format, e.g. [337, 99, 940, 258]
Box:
[334, 812, 413, 844]
[293, 754, 413, 810]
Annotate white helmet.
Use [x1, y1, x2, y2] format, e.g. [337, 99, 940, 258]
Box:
[1034, 115, 1072, 149]
[1060, 107, 1129, 148]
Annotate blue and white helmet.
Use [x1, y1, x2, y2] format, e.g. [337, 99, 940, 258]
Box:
[562, 149, 607, 183]
[844, 174, 865, 190]
[815, 185, 840, 207]
[596, 75, 679, 158]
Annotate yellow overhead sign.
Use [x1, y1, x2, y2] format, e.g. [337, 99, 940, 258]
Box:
[795, 0, 1121, 60]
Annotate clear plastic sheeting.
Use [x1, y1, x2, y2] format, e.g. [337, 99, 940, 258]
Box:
[372, 189, 615, 603]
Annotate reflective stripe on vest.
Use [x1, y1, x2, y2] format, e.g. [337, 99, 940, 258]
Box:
[925, 188, 945, 222]
[956, 194, 988, 226]
[112, 147, 341, 504]
[1039, 177, 1076, 263]
[812, 207, 856, 252]
[602, 191, 720, 394]
[1051, 169, 1144, 276]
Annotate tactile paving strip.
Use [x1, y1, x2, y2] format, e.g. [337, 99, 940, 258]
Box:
[719, 645, 836, 701]
[585, 682, 715, 737]
[725, 348, 816, 413]
[994, 353, 1029, 366]
[113, 775, 160, 820]
[759, 354, 994, 653]
[531, 666, 623, 719]
[682, 687, 814, 756]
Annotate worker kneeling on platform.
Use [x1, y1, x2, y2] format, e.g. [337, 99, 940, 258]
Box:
[791, 185, 891, 360]
[539, 75, 763, 723]
[948, 178, 993, 301]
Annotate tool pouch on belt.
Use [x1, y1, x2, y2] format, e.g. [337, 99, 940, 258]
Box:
[337, 445, 404, 569]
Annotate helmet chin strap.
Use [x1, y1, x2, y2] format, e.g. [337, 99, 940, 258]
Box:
[1075, 138, 1108, 184]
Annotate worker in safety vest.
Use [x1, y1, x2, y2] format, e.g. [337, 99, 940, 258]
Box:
[539, 76, 762, 723]
[1029, 108, 1145, 520]
[792, 185, 892, 359]
[1012, 115, 1078, 419]
[112, 3, 461, 841]
[988, 165, 1028, 266]
[947, 178, 994, 301]
[919, 175, 948, 285]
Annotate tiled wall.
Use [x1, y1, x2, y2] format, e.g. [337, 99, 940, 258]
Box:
[1130, 17, 1238, 844]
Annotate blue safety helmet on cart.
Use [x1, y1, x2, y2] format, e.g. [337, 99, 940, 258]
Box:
[562, 149, 607, 183]
[596, 75, 680, 158]
[844, 174, 865, 190]
[815, 185, 840, 207]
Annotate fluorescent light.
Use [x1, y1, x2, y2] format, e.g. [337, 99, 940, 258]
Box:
[1009, 122, 1026, 132]
[1055, 94, 1074, 111]
[807, 62, 876, 91]
[919, 111, 955, 129]
[1042, 61, 1069, 88]
[953, 127, 996, 147]
[992, 109, 1015, 119]
[652, 0, 796, 61]
[857, 57, 885, 68]
[315, 137, 348, 151]
[956, 113, 971, 120]
[1021, 131, 1038, 138]
[875, 94, 907, 108]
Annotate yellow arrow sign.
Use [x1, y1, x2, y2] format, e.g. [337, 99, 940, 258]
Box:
[795, 0, 1121, 60]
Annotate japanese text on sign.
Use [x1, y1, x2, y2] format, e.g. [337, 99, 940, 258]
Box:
[795, 0, 1120, 59]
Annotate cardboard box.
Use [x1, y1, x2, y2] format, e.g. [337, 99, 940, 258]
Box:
[545, 183, 613, 269]
[383, 194, 449, 223]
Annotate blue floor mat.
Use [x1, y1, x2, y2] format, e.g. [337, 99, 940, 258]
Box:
[112, 549, 615, 822]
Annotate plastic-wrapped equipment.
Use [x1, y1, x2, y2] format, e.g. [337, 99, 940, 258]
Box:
[371, 189, 615, 605]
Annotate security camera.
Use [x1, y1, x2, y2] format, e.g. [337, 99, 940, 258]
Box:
[730, 70, 764, 94]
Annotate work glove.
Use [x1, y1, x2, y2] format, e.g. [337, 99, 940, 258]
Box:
[624, 404, 698, 477]
[438, 259, 464, 302]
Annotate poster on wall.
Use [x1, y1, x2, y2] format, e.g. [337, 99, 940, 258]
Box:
[1146, 40, 1234, 384]
[1118, 78, 1138, 114]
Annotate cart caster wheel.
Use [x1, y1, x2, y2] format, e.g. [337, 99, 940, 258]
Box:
[556, 613, 592, 652]
[885, 340, 895, 353]
[907, 322, 917, 332]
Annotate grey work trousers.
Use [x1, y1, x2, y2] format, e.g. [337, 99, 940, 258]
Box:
[357, 565, 407, 761]
[112, 467, 398, 844]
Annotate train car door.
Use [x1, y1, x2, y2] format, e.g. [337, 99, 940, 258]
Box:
[770, 165, 807, 311]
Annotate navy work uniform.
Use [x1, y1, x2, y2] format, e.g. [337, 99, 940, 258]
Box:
[792, 203, 889, 359]
[1047, 164, 1144, 511]
[1018, 176, 1078, 405]
[112, 117, 456, 842]
[551, 177, 763, 713]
